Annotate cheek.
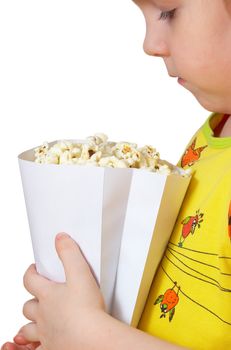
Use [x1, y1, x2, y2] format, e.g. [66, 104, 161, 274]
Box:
[174, 40, 225, 90]
[172, 15, 231, 90]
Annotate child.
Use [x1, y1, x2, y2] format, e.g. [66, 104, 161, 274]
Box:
[2, 0, 231, 349]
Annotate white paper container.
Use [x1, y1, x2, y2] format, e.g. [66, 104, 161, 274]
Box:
[18, 141, 132, 313]
[18, 140, 191, 322]
[111, 169, 191, 327]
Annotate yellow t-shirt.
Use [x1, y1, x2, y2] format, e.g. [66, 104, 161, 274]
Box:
[138, 112, 231, 350]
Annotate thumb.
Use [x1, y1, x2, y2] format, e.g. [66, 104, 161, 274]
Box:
[55, 233, 93, 285]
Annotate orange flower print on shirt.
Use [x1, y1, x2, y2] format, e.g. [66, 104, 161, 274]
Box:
[181, 138, 207, 168]
[178, 209, 204, 247]
[154, 282, 180, 322]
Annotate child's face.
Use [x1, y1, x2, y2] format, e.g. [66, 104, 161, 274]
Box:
[132, 0, 231, 113]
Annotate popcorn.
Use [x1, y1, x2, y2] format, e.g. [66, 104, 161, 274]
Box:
[98, 156, 128, 168]
[86, 133, 108, 146]
[113, 142, 141, 167]
[34, 134, 190, 177]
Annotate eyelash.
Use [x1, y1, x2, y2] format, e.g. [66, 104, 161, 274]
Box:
[159, 9, 176, 21]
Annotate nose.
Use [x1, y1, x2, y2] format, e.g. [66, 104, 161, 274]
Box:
[143, 26, 170, 57]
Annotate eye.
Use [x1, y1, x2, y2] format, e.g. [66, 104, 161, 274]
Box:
[159, 9, 176, 21]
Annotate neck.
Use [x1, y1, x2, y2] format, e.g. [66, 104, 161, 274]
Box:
[218, 115, 231, 137]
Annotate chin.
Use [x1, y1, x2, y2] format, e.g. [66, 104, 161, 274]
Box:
[194, 94, 231, 114]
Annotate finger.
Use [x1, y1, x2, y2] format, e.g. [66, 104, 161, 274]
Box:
[29, 344, 41, 350]
[14, 322, 39, 343]
[13, 333, 30, 346]
[1, 342, 40, 350]
[0, 343, 22, 350]
[23, 298, 39, 322]
[55, 232, 94, 286]
[12, 330, 31, 345]
[23, 264, 53, 299]
[1, 342, 25, 350]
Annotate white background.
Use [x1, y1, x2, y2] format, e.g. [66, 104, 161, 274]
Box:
[0, 0, 208, 343]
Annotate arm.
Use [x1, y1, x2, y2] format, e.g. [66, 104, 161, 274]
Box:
[10, 233, 186, 350]
[87, 312, 186, 350]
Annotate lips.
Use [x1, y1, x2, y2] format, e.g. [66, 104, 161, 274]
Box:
[168, 74, 186, 84]
[178, 77, 186, 85]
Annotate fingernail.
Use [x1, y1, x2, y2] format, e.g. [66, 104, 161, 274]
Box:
[56, 232, 70, 240]
[14, 333, 24, 339]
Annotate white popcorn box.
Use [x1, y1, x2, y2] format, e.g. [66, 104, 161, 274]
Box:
[18, 140, 191, 324]
[111, 168, 191, 327]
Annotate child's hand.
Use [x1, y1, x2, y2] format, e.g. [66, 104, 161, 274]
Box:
[1, 340, 41, 350]
[12, 233, 106, 350]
